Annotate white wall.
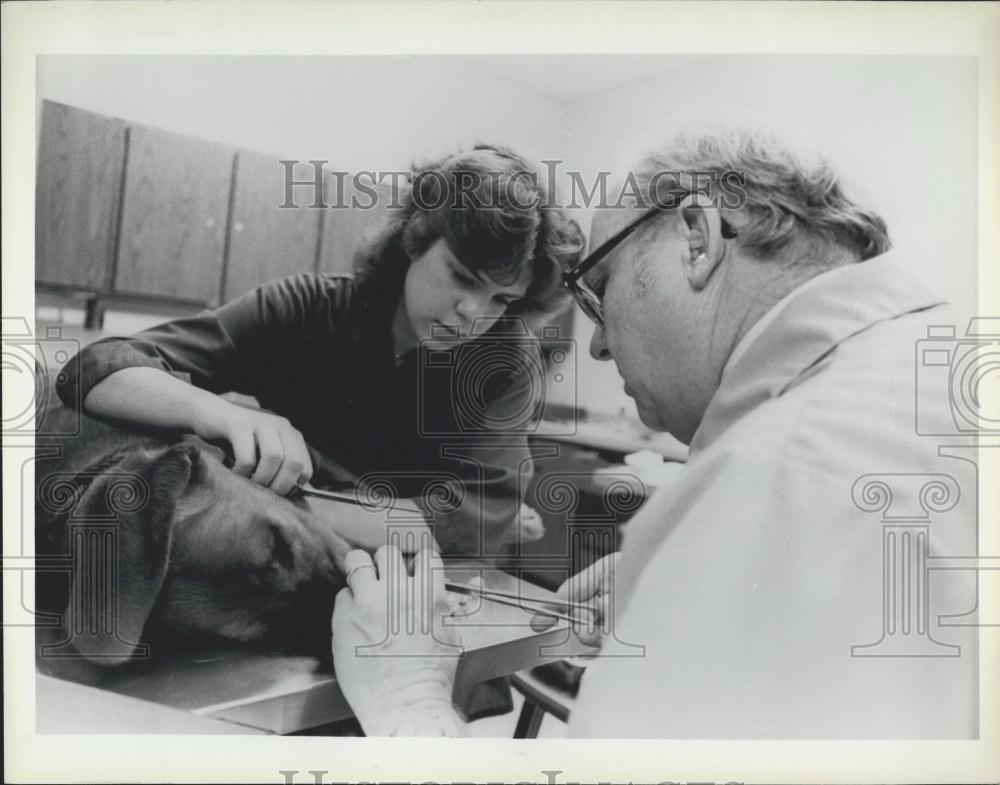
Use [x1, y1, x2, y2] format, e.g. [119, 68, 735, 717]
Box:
[36, 55, 566, 171]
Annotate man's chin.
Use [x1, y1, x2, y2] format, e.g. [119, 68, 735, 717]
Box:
[634, 399, 665, 432]
[631, 396, 693, 443]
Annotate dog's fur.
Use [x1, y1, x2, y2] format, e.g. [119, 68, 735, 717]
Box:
[34, 385, 355, 674]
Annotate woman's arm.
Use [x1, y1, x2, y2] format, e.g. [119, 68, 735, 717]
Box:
[84, 367, 312, 494]
[58, 274, 348, 494]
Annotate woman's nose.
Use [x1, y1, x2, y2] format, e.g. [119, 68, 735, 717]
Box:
[456, 293, 486, 322]
[589, 324, 612, 361]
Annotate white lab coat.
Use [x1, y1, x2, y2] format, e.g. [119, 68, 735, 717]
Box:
[571, 252, 980, 738]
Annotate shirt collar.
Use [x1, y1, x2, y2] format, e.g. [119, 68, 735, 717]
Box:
[721, 266, 833, 379]
[690, 251, 945, 456]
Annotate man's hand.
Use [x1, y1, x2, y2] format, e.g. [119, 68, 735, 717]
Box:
[190, 394, 313, 496]
[331, 545, 467, 736]
[530, 552, 620, 649]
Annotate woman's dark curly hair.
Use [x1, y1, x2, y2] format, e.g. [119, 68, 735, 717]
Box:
[354, 143, 584, 328]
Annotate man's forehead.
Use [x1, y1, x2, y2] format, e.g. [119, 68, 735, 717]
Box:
[587, 206, 648, 252]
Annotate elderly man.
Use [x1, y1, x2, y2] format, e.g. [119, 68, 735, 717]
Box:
[330, 130, 978, 738]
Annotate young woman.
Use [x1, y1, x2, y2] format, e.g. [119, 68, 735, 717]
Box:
[58, 144, 584, 556]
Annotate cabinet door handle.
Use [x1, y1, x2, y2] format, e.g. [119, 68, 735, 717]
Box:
[205, 217, 216, 229]
[233, 221, 245, 233]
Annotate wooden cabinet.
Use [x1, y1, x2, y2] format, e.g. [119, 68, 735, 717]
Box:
[35, 104, 405, 319]
[114, 124, 234, 304]
[35, 102, 126, 291]
[222, 154, 322, 301]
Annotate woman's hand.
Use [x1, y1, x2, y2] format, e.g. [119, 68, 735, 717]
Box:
[514, 502, 545, 543]
[190, 394, 313, 496]
[300, 493, 436, 555]
[83, 368, 311, 496]
[530, 552, 620, 649]
[218, 391, 270, 412]
[331, 545, 467, 736]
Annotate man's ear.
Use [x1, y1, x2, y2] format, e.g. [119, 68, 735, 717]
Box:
[677, 193, 725, 291]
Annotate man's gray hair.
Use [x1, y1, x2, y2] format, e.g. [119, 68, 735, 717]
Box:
[635, 129, 892, 262]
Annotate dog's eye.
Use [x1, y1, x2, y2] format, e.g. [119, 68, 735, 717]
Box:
[268, 523, 296, 571]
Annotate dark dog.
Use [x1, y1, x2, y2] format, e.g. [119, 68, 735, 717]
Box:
[34, 384, 359, 674]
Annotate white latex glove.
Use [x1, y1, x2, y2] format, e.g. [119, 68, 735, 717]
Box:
[331, 545, 467, 736]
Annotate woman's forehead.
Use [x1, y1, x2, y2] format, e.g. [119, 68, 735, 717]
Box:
[477, 259, 532, 296]
[446, 243, 531, 295]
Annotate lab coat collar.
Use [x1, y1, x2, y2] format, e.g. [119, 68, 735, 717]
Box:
[689, 251, 945, 456]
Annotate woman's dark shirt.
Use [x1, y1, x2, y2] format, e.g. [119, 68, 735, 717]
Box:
[57, 273, 542, 556]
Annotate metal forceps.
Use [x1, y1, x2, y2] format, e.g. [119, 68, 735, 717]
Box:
[296, 483, 590, 625]
[444, 581, 594, 626]
[292, 482, 423, 515]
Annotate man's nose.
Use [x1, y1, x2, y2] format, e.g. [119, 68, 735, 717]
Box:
[589, 324, 612, 361]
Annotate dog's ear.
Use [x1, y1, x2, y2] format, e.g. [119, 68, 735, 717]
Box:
[58, 444, 197, 665]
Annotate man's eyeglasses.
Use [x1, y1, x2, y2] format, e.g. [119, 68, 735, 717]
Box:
[562, 198, 737, 327]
